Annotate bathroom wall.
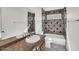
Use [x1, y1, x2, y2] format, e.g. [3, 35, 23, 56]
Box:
[66, 7, 79, 51]
[67, 7, 79, 21]
[35, 8, 42, 34]
[1, 7, 29, 39]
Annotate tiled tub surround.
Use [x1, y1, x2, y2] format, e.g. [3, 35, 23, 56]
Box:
[43, 19, 64, 35]
[42, 8, 66, 35]
[0, 34, 45, 51]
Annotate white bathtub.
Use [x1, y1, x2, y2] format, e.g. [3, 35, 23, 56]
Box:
[45, 34, 65, 48]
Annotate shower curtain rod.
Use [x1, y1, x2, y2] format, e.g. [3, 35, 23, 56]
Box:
[67, 20, 79, 22]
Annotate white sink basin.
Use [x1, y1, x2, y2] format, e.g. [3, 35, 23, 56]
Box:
[25, 35, 40, 43]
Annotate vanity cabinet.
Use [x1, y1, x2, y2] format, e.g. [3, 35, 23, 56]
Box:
[0, 35, 45, 51]
[33, 39, 45, 51]
[1, 39, 45, 51]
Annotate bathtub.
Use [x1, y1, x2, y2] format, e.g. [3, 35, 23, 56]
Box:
[45, 33, 65, 48]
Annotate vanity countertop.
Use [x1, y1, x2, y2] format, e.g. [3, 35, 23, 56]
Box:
[0, 35, 45, 51]
[0, 36, 26, 49]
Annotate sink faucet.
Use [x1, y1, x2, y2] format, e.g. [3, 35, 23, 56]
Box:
[23, 24, 31, 33]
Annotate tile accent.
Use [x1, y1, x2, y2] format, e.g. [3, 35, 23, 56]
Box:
[43, 19, 64, 34]
[42, 8, 66, 35]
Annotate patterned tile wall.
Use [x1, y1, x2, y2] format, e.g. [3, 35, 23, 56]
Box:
[43, 19, 64, 35]
[28, 12, 35, 33]
[42, 8, 66, 35]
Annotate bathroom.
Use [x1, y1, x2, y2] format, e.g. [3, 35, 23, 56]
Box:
[0, 7, 79, 51]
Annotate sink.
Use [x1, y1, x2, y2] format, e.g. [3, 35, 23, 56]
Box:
[25, 35, 40, 43]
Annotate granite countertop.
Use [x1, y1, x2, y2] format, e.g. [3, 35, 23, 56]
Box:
[0, 32, 34, 49]
[0, 36, 26, 48]
[0, 35, 45, 51]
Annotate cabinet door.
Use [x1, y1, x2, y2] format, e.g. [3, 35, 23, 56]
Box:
[18, 40, 26, 51]
[35, 40, 45, 51]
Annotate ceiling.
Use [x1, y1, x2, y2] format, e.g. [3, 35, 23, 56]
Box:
[43, 7, 64, 11]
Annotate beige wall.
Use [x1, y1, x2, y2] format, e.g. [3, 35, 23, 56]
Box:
[67, 7, 79, 51]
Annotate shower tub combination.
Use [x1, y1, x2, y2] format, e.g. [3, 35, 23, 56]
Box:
[42, 8, 67, 51]
[44, 34, 66, 51]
